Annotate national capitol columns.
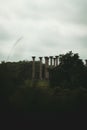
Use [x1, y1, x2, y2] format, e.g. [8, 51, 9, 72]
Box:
[32, 56, 35, 79]
[32, 57, 87, 80]
[39, 57, 43, 80]
[32, 56, 59, 80]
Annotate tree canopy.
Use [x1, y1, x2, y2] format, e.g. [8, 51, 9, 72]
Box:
[49, 51, 87, 88]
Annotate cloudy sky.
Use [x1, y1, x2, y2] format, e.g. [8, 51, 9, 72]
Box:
[0, 0, 87, 62]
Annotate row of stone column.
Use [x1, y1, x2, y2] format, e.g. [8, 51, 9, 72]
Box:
[32, 56, 59, 80]
[32, 57, 87, 80]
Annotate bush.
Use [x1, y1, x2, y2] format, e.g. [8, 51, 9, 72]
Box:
[49, 51, 87, 89]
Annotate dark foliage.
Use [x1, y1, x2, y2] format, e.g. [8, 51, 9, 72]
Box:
[0, 52, 87, 115]
[49, 51, 87, 88]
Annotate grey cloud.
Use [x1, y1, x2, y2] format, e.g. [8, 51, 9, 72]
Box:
[0, 26, 13, 41]
[17, 0, 87, 25]
[77, 36, 87, 48]
[0, 0, 87, 62]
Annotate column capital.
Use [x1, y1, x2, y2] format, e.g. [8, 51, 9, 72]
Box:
[53, 57, 56, 60]
[39, 57, 43, 60]
[32, 56, 36, 60]
[44, 56, 49, 59]
[55, 56, 59, 58]
[49, 56, 53, 59]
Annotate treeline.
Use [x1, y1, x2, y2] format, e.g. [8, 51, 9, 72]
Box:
[0, 51, 87, 115]
[49, 51, 87, 89]
[0, 60, 45, 112]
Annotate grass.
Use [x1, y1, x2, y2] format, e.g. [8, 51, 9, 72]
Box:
[1, 78, 87, 112]
[8, 81, 87, 112]
[25, 79, 49, 88]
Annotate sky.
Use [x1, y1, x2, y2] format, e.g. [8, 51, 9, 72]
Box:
[0, 0, 87, 62]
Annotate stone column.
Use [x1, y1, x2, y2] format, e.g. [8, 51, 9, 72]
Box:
[85, 60, 87, 66]
[53, 57, 56, 67]
[49, 56, 53, 68]
[39, 57, 43, 80]
[32, 56, 35, 79]
[55, 56, 58, 66]
[44, 57, 49, 79]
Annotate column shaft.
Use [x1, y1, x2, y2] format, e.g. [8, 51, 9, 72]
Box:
[39, 57, 42, 80]
[32, 56, 35, 79]
[44, 57, 49, 80]
[53, 58, 56, 67]
[50, 56, 53, 68]
[55, 56, 58, 66]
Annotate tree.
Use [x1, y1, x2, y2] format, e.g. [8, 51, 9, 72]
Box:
[49, 51, 87, 88]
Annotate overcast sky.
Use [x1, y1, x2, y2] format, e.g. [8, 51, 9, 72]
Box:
[0, 0, 87, 62]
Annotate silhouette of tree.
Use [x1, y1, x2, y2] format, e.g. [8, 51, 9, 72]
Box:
[49, 51, 87, 88]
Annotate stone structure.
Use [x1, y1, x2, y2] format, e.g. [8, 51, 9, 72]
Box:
[44, 57, 49, 80]
[55, 56, 58, 66]
[32, 56, 35, 79]
[53, 57, 56, 67]
[31, 55, 60, 80]
[31, 55, 87, 80]
[39, 57, 43, 80]
[49, 56, 53, 68]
